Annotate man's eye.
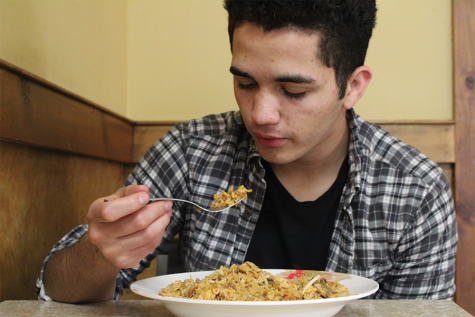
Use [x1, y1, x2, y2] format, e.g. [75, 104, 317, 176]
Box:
[283, 89, 306, 99]
[238, 82, 257, 90]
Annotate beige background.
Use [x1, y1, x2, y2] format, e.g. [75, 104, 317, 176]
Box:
[0, 0, 128, 116]
[0, 0, 452, 122]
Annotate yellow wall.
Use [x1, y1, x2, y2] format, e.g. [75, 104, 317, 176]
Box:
[0, 0, 452, 122]
[127, 0, 234, 121]
[127, 0, 452, 121]
[359, 0, 453, 121]
[0, 0, 128, 116]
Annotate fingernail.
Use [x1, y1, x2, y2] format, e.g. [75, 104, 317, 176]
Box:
[139, 194, 145, 205]
[165, 201, 173, 217]
[165, 201, 172, 210]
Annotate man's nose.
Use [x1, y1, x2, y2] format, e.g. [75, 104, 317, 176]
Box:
[251, 90, 280, 126]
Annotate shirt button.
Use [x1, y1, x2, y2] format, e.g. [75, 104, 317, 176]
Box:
[244, 210, 252, 218]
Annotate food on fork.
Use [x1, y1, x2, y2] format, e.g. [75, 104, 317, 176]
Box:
[159, 262, 350, 301]
[211, 185, 252, 208]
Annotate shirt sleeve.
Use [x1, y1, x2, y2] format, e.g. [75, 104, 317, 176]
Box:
[374, 174, 458, 299]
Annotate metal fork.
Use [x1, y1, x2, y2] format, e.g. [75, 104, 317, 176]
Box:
[147, 197, 244, 212]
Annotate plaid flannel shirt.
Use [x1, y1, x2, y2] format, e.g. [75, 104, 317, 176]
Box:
[37, 109, 457, 300]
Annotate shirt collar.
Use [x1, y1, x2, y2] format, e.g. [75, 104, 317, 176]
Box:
[344, 109, 363, 206]
[231, 111, 261, 168]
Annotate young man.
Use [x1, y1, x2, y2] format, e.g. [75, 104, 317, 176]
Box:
[38, 0, 457, 302]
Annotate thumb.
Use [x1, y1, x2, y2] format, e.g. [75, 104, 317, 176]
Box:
[109, 184, 150, 200]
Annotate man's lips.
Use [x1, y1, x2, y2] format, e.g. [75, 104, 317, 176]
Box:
[253, 133, 286, 147]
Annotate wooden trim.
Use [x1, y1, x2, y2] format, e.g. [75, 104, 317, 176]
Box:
[372, 120, 456, 125]
[0, 59, 132, 124]
[132, 124, 176, 162]
[0, 63, 133, 163]
[378, 122, 455, 164]
[453, 0, 475, 313]
[134, 121, 181, 126]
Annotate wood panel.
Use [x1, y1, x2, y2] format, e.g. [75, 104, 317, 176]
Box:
[0, 141, 125, 301]
[123, 164, 138, 184]
[132, 124, 177, 163]
[0, 61, 133, 163]
[377, 122, 455, 164]
[453, 0, 475, 314]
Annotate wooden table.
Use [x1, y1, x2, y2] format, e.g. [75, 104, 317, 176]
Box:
[0, 300, 473, 316]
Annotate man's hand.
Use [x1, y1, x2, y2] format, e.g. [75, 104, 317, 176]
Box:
[87, 185, 173, 269]
[44, 185, 173, 303]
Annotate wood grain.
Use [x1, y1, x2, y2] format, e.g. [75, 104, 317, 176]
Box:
[132, 125, 176, 163]
[0, 59, 131, 123]
[123, 163, 138, 183]
[0, 141, 125, 301]
[377, 122, 455, 164]
[0, 66, 133, 163]
[453, 0, 475, 314]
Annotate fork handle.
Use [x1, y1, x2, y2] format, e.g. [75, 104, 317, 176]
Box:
[147, 197, 203, 209]
[148, 197, 185, 203]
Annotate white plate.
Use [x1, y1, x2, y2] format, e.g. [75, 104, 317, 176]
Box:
[130, 269, 378, 317]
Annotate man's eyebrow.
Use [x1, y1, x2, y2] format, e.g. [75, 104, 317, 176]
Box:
[275, 74, 316, 84]
[229, 66, 255, 80]
[230, 66, 316, 85]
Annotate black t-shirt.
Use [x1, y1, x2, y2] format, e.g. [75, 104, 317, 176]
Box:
[245, 157, 349, 270]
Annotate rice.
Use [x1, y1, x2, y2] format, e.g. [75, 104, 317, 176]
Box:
[159, 262, 350, 301]
[211, 185, 252, 208]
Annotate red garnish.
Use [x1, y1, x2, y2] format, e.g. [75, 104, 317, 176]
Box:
[285, 270, 304, 279]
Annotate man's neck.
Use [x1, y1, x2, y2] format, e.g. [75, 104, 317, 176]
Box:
[269, 122, 349, 202]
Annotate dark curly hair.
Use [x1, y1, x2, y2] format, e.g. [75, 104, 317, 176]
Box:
[224, 0, 377, 99]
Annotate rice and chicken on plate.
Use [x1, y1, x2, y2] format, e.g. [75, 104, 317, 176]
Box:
[161, 187, 349, 301]
[159, 261, 350, 301]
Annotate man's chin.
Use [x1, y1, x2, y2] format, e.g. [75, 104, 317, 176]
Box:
[256, 147, 297, 166]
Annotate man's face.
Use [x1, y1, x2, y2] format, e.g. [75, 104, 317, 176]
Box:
[231, 23, 351, 166]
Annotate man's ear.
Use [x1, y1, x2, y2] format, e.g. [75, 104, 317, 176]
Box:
[342, 66, 372, 110]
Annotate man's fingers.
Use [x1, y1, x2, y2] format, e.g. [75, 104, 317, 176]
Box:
[113, 238, 163, 269]
[116, 211, 171, 250]
[86, 184, 173, 269]
[109, 185, 149, 201]
[112, 201, 173, 237]
[94, 212, 171, 269]
[89, 191, 149, 223]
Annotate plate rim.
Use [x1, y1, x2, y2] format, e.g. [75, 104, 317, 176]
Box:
[130, 269, 379, 305]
